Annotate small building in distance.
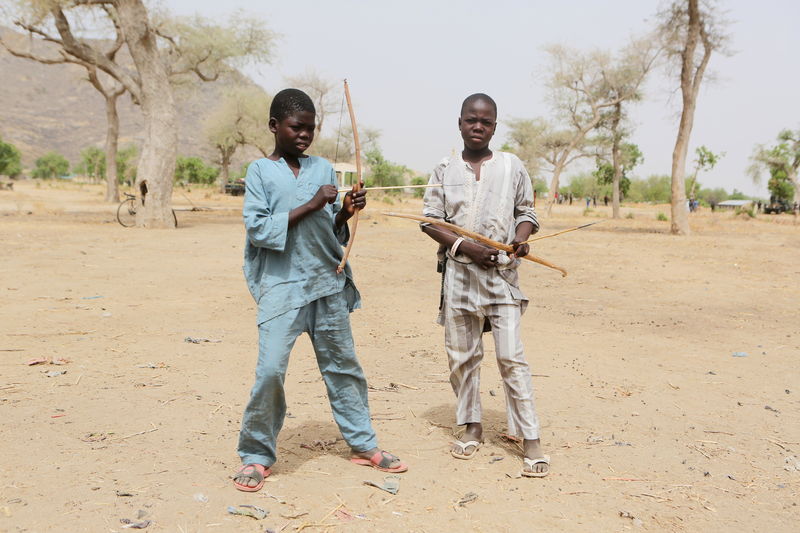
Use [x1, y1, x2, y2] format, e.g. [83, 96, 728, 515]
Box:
[333, 162, 358, 188]
[717, 199, 753, 210]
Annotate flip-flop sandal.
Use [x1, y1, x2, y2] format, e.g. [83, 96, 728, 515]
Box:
[233, 463, 270, 492]
[350, 450, 408, 473]
[521, 455, 550, 478]
[450, 440, 482, 460]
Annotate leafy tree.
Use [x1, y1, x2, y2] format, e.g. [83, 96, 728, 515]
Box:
[697, 186, 728, 206]
[74, 147, 106, 181]
[687, 145, 722, 198]
[5, 2, 275, 226]
[749, 129, 799, 204]
[32, 152, 69, 179]
[411, 176, 427, 198]
[593, 143, 643, 200]
[658, 0, 729, 235]
[174, 156, 219, 185]
[537, 38, 657, 214]
[0, 138, 23, 178]
[364, 148, 407, 189]
[626, 175, 673, 203]
[116, 145, 138, 185]
[204, 85, 271, 191]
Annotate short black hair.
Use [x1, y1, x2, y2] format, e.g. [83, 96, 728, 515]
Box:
[460, 93, 497, 117]
[270, 88, 316, 122]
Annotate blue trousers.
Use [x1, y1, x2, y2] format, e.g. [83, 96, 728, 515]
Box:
[237, 292, 378, 467]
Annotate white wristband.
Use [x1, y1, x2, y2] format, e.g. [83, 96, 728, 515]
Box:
[450, 237, 465, 256]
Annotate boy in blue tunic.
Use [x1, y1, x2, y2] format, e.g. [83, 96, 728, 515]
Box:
[234, 89, 407, 492]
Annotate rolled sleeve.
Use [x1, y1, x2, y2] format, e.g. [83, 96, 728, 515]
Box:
[513, 162, 539, 233]
[243, 162, 289, 251]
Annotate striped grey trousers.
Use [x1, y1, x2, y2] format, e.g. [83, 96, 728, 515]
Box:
[442, 261, 540, 440]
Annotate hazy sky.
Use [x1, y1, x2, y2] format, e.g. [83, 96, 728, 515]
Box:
[168, 0, 799, 197]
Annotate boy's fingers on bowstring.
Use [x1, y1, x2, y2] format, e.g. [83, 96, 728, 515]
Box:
[319, 184, 339, 204]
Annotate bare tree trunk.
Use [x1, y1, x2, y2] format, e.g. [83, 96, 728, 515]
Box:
[217, 145, 233, 193]
[790, 168, 800, 204]
[116, 0, 177, 228]
[547, 164, 565, 215]
[669, 0, 711, 236]
[610, 103, 622, 219]
[104, 91, 120, 203]
[611, 143, 621, 219]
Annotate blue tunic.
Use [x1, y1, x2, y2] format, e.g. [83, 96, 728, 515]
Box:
[242, 156, 359, 325]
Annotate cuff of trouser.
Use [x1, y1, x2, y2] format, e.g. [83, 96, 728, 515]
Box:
[348, 437, 379, 454]
[239, 454, 273, 468]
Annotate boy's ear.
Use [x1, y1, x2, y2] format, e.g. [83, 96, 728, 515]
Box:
[268, 117, 278, 133]
[457, 116, 462, 129]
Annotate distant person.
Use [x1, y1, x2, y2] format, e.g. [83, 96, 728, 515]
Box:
[603, 195, 609, 206]
[585, 196, 591, 208]
[420, 93, 549, 478]
[233, 89, 407, 492]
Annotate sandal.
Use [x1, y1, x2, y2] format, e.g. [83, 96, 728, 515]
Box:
[232, 463, 270, 492]
[350, 450, 408, 473]
[521, 455, 550, 478]
[450, 439, 482, 460]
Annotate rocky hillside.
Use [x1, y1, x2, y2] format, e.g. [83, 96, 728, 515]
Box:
[0, 26, 263, 170]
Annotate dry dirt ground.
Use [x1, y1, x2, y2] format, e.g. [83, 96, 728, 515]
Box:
[1, 180, 799, 533]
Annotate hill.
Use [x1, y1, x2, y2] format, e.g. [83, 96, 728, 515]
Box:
[0, 26, 263, 170]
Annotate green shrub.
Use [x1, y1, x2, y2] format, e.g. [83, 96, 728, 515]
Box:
[625, 212, 634, 219]
[32, 152, 69, 179]
[656, 212, 668, 221]
[174, 156, 219, 184]
[0, 138, 23, 178]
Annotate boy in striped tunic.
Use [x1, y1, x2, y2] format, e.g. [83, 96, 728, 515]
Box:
[421, 93, 549, 477]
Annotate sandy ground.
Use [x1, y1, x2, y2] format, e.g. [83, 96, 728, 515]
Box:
[1, 180, 799, 533]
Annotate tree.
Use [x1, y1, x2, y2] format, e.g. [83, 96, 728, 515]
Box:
[204, 85, 271, 191]
[658, 0, 729, 235]
[749, 129, 800, 204]
[5, 2, 274, 227]
[364, 148, 408, 188]
[74, 146, 106, 181]
[626, 174, 673, 203]
[593, 143, 643, 201]
[32, 152, 69, 179]
[174, 156, 219, 185]
[0, 138, 23, 178]
[1, 8, 127, 202]
[515, 39, 656, 213]
[686, 145, 722, 198]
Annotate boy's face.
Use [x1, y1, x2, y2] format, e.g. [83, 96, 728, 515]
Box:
[458, 99, 497, 151]
[269, 111, 316, 157]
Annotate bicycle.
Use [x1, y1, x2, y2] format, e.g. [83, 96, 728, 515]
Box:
[116, 193, 178, 227]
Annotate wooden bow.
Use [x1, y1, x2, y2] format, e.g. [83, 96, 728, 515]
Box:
[336, 80, 361, 274]
[383, 212, 568, 277]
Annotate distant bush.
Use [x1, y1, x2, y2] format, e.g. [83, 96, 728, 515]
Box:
[656, 212, 668, 221]
[625, 212, 634, 219]
[582, 208, 594, 216]
[0, 138, 23, 178]
[174, 156, 219, 184]
[411, 176, 427, 198]
[32, 152, 69, 179]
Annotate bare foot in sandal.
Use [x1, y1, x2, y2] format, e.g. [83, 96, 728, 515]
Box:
[351, 448, 408, 472]
[522, 438, 549, 477]
[451, 422, 483, 459]
[233, 463, 270, 492]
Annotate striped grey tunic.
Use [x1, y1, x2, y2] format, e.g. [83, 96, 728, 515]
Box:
[422, 151, 542, 439]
